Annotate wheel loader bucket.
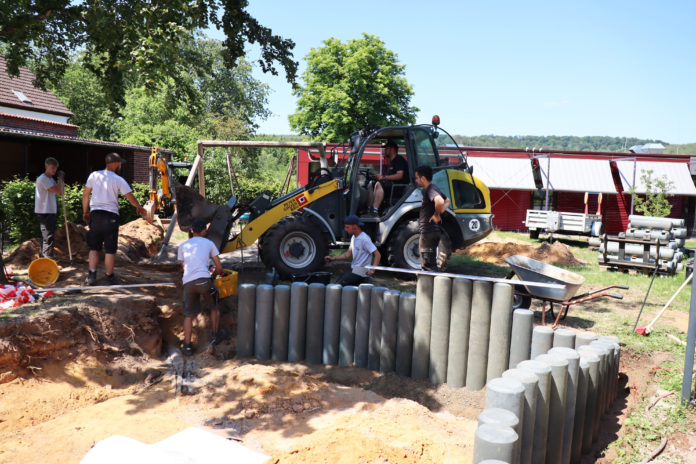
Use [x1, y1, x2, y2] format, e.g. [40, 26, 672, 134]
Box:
[175, 185, 232, 251]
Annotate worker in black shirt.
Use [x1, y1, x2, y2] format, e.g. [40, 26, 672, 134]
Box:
[415, 165, 450, 271]
[367, 140, 408, 216]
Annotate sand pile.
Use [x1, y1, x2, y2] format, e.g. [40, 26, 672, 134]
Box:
[5, 219, 164, 267]
[461, 240, 586, 267]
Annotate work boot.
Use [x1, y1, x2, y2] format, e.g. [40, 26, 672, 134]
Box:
[104, 273, 119, 286]
[182, 342, 194, 357]
[212, 329, 229, 346]
[85, 270, 97, 286]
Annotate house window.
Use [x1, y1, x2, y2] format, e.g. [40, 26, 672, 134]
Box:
[12, 90, 32, 104]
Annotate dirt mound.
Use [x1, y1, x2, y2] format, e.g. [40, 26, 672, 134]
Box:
[5, 219, 164, 267]
[0, 295, 162, 384]
[461, 240, 586, 267]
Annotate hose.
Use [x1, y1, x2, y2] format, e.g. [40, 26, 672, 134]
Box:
[639, 390, 675, 463]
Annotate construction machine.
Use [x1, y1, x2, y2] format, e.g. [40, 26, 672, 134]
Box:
[175, 116, 494, 278]
[143, 147, 177, 222]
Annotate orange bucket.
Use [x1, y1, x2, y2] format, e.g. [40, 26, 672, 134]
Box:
[27, 257, 59, 287]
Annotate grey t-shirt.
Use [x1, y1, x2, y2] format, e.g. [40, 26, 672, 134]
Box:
[350, 231, 377, 277]
[35, 173, 57, 214]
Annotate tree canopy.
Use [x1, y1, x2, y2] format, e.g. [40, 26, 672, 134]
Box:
[0, 0, 297, 108]
[289, 33, 418, 142]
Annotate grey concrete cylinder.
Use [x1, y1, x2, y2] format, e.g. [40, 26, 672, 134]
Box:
[597, 336, 621, 401]
[553, 328, 576, 349]
[466, 280, 494, 390]
[591, 340, 616, 412]
[395, 292, 416, 377]
[236, 283, 256, 358]
[535, 353, 568, 464]
[548, 347, 580, 464]
[429, 276, 452, 385]
[447, 278, 473, 387]
[576, 347, 601, 450]
[305, 283, 326, 365]
[502, 368, 539, 464]
[354, 283, 374, 368]
[338, 286, 358, 367]
[412, 276, 434, 379]
[571, 356, 591, 464]
[585, 342, 610, 417]
[517, 359, 552, 464]
[272, 285, 290, 361]
[508, 309, 534, 369]
[368, 286, 387, 371]
[380, 290, 400, 373]
[530, 326, 554, 359]
[479, 407, 520, 431]
[485, 377, 525, 464]
[474, 424, 519, 464]
[254, 284, 274, 360]
[487, 282, 514, 382]
[288, 282, 308, 362]
[574, 331, 597, 349]
[322, 284, 342, 365]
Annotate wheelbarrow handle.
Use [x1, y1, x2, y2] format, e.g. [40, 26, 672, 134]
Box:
[608, 293, 624, 300]
[617, 285, 629, 290]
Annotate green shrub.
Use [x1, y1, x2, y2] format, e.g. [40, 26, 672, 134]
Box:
[0, 177, 39, 243]
[117, 183, 149, 224]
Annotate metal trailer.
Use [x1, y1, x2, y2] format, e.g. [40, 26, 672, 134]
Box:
[525, 209, 602, 239]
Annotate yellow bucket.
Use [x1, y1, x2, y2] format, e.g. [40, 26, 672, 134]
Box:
[28, 257, 59, 287]
[214, 269, 238, 299]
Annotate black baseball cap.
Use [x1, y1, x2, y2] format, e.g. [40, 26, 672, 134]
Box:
[191, 218, 208, 232]
[105, 152, 125, 164]
[344, 214, 364, 228]
[381, 140, 398, 151]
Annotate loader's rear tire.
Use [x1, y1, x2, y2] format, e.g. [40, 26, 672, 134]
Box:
[259, 215, 328, 279]
[387, 220, 452, 271]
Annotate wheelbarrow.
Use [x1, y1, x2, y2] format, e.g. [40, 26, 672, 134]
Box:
[505, 255, 628, 328]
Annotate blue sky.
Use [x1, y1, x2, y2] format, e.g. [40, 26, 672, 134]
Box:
[208, 1, 695, 144]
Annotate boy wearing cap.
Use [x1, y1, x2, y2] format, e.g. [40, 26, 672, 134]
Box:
[35, 157, 64, 259]
[367, 140, 408, 216]
[82, 152, 146, 285]
[177, 218, 224, 356]
[325, 215, 381, 286]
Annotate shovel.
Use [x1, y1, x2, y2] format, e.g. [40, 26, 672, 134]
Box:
[58, 173, 72, 264]
[635, 272, 693, 336]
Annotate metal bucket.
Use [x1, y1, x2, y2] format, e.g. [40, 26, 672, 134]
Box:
[505, 255, 585, 301]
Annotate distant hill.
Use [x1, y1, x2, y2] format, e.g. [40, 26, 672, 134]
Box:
[664, 143, 696, 155]
[451, 135, 668, 153]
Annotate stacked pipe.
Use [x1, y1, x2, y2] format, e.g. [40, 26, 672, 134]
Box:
[590, 215, 686, 273]
[236, 277, 517, 390]
[473, 326, 621, 463]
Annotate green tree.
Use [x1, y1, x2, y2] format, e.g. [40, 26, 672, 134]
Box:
[0, 0, 296, 109]
[630, 169, 675, 217]
[289, 33, 418, 142]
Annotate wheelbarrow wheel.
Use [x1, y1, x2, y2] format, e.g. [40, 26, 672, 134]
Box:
[512, 293, 532, 310]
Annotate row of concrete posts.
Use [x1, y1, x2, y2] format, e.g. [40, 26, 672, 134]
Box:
[236, 276, 523, 387]
[473, 324, 621, 464]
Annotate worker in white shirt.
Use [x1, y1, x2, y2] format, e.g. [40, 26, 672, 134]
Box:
[177, 218, 225, 356]
[82, 152, 146, 286]
[35, 157, 64, 259]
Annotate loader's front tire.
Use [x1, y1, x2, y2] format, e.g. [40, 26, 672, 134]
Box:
[387, 220, 452, 271]
[259, 215, 328, 279]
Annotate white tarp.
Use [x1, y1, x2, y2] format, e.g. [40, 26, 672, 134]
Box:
[468, 157, 537, 190]
[81, 427, 269, 464]
[615, 160, 696, 195]
[539, 158, 617, 193]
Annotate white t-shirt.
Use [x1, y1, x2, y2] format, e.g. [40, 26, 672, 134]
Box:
[85, 170, 132, 215]
[35, 173, 57, 214]
[177, 236, 220, 284]
[350, 232, 378, 277]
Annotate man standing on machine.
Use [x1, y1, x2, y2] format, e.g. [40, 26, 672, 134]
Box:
[415, 165, 450, 271]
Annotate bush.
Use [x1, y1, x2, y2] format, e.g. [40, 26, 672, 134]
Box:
[0, 178, 151, 245]
[0, 177, 39, 244]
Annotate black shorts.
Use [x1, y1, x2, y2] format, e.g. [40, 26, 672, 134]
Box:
[183, 277, 219, 317]
[86, 210, 120, 254]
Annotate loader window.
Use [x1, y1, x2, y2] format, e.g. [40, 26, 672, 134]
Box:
[452, 179, 485, 209]
[412, 128, 439, 168]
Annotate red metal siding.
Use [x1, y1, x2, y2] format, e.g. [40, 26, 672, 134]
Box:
[490, 189, 530, 231]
